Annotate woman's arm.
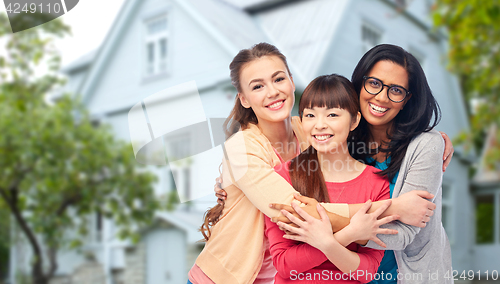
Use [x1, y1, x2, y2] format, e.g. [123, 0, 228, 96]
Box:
[221, 130, 349, 220]
[278, 203, 384, 282]
[364, 132, 445, 250]
[265, 215, 329, 277]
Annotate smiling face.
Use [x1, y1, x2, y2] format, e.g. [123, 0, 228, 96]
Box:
[360, 60, 411, 132]
[237, 56, 295, 124]
[301, 106, 360, 154]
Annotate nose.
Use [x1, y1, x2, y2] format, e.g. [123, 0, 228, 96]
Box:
[267, 84, 280, 98]
[374, 87, 390, 103]
[315, 116, 327, 130]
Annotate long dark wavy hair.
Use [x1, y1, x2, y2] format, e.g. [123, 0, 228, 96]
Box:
[200, 42, 292, 241]
[288, 74, 360, 201]
[350, 44, 441, 181]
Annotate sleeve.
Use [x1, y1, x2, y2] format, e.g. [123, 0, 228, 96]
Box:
[365, 132, 445, 250]
[222, 130, 349, 219]
[265, 216, 328, 278]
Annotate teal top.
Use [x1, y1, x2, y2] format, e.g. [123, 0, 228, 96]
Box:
[368, 157, 399, 284]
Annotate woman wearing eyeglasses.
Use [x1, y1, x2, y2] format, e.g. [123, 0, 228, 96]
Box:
[273, 44, 453, 283]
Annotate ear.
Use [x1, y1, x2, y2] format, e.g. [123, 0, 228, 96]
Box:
[350, 111, 361, 131]
[238, 93, 251, 109]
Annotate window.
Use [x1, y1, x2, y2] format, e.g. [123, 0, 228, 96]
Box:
[144, 15, 169, 77]
[441, 183, 453, 239]
[475, 194, 495, 244]
[361, 24, 382, 53]
[166, 135, 192, 202]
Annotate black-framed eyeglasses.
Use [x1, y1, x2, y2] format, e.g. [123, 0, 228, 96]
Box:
[363, 76, 410, 103]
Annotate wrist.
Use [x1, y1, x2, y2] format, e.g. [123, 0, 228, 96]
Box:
[334, 226, 355, 247]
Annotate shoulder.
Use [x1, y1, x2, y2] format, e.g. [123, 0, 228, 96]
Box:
[408, 129, 445, 155]
[224, 123, 269, 149]
[364, 165, 389, 184]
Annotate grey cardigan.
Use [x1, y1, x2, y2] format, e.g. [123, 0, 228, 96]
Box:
[366, 129, 453, 283]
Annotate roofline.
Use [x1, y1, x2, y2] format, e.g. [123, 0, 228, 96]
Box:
[77, 0, 242, 106]
[244, 0, 304, 14]
[379, 0, 447, 41]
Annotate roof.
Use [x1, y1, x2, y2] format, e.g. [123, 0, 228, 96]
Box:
[256, 0, 349, 84]
[60, 50, 97, 74]
[155, 209, 205, 244]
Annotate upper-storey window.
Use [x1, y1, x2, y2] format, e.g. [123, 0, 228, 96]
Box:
[144, 15, 169, 77]
[361, 24, 382, 53]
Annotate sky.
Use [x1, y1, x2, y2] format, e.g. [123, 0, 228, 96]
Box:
[1, 0, 127, 67]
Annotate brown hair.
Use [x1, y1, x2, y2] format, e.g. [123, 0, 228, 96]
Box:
[289, 74, 359, 201]
[200, 42, 292, 241]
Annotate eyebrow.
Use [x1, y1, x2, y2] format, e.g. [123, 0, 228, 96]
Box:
[248, 70, 285, 86]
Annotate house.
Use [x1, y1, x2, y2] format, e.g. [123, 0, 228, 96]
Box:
[9, 0, 487, 283]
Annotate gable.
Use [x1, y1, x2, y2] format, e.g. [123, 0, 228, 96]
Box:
[83, 0, 246, 115]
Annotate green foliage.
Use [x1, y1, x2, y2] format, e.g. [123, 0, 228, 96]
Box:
[475, 197, 494, 244]
[0, 12, 163, 282]
[433, 1, 500, 166]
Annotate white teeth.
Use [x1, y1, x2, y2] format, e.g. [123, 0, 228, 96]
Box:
[268, 101, 284, 108]
[314, 135, 332, 141]
[369, 103, 388, 113]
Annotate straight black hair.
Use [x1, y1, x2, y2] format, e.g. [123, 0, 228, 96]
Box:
[350, 44, 441, 181]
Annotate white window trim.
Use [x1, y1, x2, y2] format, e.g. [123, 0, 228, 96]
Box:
[167, 134, 192, 201]
[441, 179, 454, 244]
[473, 189, 499, 246]
[142, 12, 171, 80]
[361, 21, 383, 53]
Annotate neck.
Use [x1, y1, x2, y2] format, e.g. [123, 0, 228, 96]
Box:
[368, 122, 392, 162]
[317, 144, 363, 182]
[258, 117, 295, 157]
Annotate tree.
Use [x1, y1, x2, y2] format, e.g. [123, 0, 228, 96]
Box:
[433, 1, 500, 169]
[0, 13, 162, 284]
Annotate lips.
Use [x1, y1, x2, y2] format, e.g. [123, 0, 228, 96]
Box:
[369, 102, 389, 113]
[313, 134, 333, 142]
[266, 100, 285, 110]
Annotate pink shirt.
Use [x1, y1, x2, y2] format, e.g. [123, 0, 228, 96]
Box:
[265, 162, 390, 283]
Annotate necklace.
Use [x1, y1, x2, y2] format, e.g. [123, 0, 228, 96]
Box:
[333, 186, 346, 203]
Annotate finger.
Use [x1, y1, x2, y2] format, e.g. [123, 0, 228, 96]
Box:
[283, 234, 304, 242]
[423, 216, 430, 223]
[428, 202, 437, 211]
[270, 203, 294, 212]
[427, 209, 434, 217]
[372, 237, 387, 248]
[277, 221, 303, 235]
[376, 215, 399, 226]
[443, 148, 454, 171]
[356, 200, 372, 215]
[414, 190, 435, 200]
[293, 193, 315, 205]
[217, 198, 223, 205]
[377, 228, 398, 235]
[291, 203, 316, 223]
[440, 131, 450, 160]
[281, 209, 305, 227]
[271, 216, 294, 223]
[316, 204, 329, 222]
[372, 199, 391, 218]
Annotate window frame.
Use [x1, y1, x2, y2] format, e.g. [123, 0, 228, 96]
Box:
[142, 12, 170, 79]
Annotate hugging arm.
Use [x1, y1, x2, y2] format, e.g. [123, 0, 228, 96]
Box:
[221, 131, 350, 221]
[365, 134, 445, 250]
[271, 203, 384, 282]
